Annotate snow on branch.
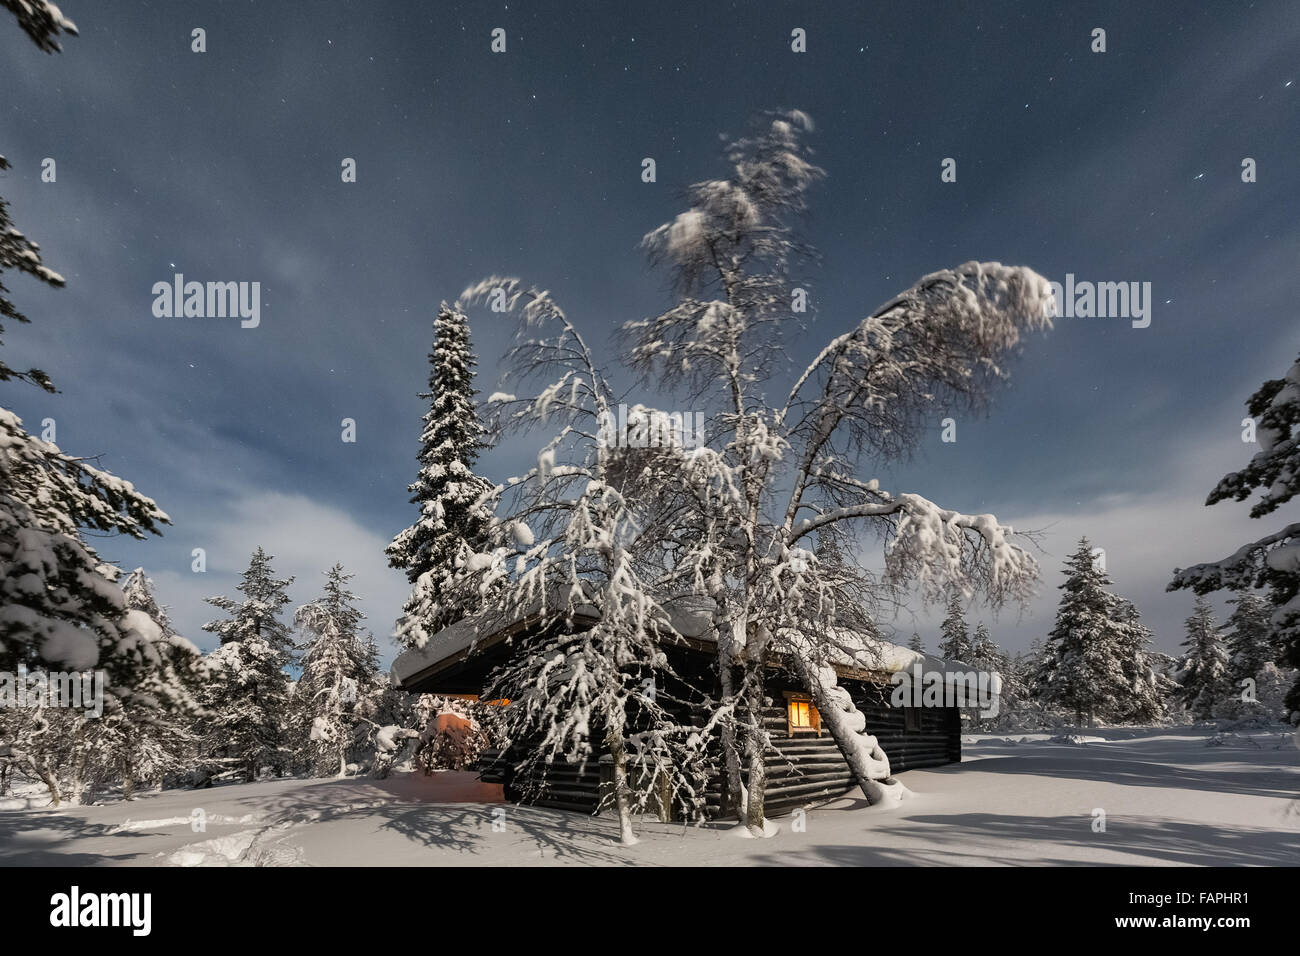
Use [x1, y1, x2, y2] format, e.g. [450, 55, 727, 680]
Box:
[783, 261, 1055, 466]
[1170, 524, 1300, 596]
[882, 492, 1038, 607]
[1, 1, 77, 54]
[1205, 357, 1300, 518]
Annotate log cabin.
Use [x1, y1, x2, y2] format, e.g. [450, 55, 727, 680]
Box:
[391, 596, 964, 819]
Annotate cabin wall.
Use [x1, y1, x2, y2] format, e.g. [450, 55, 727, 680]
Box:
[702, 673, 960, 818]
[477, 659, 962, 819]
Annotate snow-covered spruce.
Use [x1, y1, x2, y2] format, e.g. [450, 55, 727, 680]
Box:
[0, 570, 201, 806]
[1170, 353, 1300, 721]
[1037, 538, 1171, 726]
[1217, 591, 1293, 719]
[388, 303, 496, 650]
[109, 570, 204, 798]
[198, 549, 295, 783]
[2, 156, 169, 696]
[293, 564, 382, 777]
[938, 592, 973, 664]
[1176, 596, 1231, 721]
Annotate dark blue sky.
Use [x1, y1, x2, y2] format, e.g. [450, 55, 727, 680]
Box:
[2, 0, 1297, 660]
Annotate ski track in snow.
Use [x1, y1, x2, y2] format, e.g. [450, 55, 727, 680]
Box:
[1, 726, 1296, 866]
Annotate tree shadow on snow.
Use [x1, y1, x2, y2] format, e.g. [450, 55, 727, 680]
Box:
[215, 776, 636, 865]
[376, 803, 638, 864]
[747, 812, 1300, 866]
[959, 745, 1298, 801]
[0, 809, 155, 866]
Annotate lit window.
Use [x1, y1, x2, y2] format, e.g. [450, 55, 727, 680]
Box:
[790, 700, 812, 727]
[787, 696, 819, 735]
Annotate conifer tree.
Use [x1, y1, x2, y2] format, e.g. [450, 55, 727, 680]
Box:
[1176, 596, 1231, 720]
[1, 19, 168, 691]
[1, 0, 77, 53]
[907, 632, 925, 653]
[938, 593, 972, 663]
[1037, 538, 1141, 725]
[294, 564, 376, 777]
[1112, 595, 1174, 723]
[199, 549, 295, 782]
[108, 569, 203, 797]
[1170, 354, 1300, 721]
[970, 622, 998, 670]
[388, 303, 495, 649]
[1222, 591, 1280, 693]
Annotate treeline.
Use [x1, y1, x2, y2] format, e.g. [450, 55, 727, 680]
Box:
[926, 537, 1295, 732]
[0, 554, 487, 806]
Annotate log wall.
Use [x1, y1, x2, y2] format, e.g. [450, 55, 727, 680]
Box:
[478, 669, 961, 819]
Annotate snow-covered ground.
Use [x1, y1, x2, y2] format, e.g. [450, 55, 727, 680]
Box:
[2, 725, 1296, 866]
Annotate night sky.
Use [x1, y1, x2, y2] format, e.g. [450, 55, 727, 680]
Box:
[2, 1, 1297, 662]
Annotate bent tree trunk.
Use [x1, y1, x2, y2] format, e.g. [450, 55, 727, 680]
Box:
[787, 652, 910, 807]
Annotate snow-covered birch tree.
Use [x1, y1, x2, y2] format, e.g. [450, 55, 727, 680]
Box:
[619, 110, 1053, 830]
[448, 111, 1051, 835]
[452, 281, 710, 843]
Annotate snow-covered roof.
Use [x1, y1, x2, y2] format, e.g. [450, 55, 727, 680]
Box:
[392, 590, 962, 689]
[657, 593, 961, 677]
[390, 596, 599, 689]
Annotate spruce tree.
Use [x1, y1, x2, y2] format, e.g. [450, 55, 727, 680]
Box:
[1170, 354, 1300, 721]
[200, 549, 295, 782]
[1223, 591, 1279, 691]
[294, 564, 375, 777]
[2, 147, 168, 688]
[970, 622, 998, 670]
[109, 569, 203, 796]
[1176, 596, 1231, 720]
[938, 592, 972, 663]
[906, 632, 925, 653]
[966, 622, 998, 726]
[1113, 595, 1174, 723]
[1036, 538, 1138, 725]
[388, 303, 495, 649]
[204, 547, 294, 651]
